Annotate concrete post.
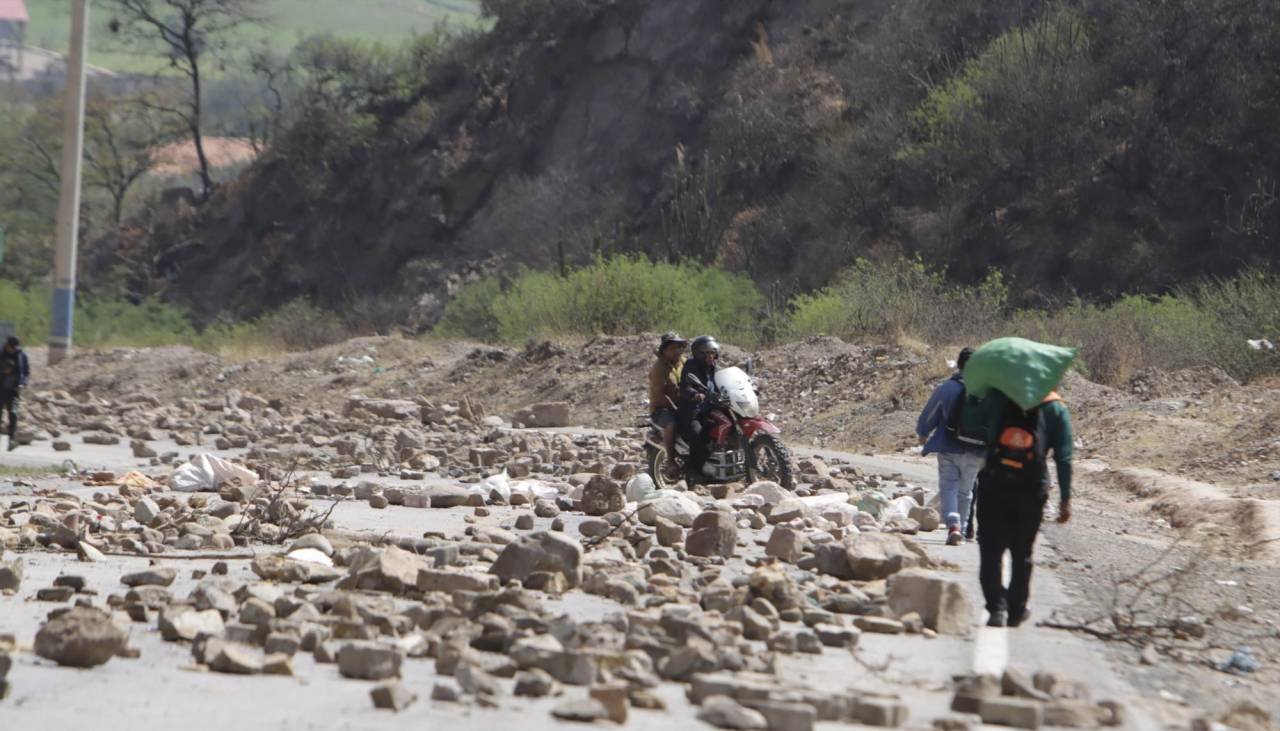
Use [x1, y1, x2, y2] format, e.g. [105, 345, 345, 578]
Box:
[48, 0, 90, 365]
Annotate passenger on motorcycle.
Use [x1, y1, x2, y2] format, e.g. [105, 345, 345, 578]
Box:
[679, 335, 722, 483]
[648, 332, 688, 480]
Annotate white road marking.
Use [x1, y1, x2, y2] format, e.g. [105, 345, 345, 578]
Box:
[973, 626, 1009, 677]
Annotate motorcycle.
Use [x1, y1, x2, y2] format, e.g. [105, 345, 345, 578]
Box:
[644, 365, 794, 490]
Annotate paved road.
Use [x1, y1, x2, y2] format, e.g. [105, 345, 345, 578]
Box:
[0, 433, 1162, 729]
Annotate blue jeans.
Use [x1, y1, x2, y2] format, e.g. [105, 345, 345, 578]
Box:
[937, 451, 984, 532]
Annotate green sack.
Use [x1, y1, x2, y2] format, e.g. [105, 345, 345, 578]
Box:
[962, 337, 1078, 410]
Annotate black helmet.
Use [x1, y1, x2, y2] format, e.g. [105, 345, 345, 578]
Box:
[691, 335, 721, 358]
[656, 331, 688, 355]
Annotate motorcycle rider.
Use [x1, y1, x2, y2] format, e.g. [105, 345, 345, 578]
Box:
[678, 335, 721, 483]
[648, 332, 688, 480]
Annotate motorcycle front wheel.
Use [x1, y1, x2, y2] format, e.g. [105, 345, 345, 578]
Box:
[747, 434, 794, 490]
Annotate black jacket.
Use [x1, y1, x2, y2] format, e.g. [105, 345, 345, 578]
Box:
[0, 348, 29, 392]
[678, 358, 717, 412]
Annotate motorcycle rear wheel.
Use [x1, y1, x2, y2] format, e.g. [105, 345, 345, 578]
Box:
[748, 434, 794, 490]
[646, 446, 680, 491]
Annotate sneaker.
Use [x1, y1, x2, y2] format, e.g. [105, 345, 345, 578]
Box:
[1007, 608, 1030, 628]
[986, 610, 1007, 628]
[946, 528, 963, 546]
[964, 524, 975, 540]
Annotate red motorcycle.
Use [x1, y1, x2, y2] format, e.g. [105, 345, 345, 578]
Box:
[644, 365, 793, 490]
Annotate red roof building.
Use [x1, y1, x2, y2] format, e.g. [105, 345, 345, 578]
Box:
[0, 0, 26, 74]
[0, 0, 28, 23]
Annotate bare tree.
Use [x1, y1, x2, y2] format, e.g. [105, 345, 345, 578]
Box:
[243, 46, 290, 154]
[105, 0, 262, 200]
[84, 90, 185, 226]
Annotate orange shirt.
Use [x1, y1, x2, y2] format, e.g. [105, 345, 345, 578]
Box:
[648, 355, 685, 411]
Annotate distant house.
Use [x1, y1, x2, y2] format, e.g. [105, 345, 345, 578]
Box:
[0, 0, 27, 76]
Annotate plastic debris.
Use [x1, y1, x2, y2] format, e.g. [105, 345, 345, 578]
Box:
[1219, 647, 1260, 674]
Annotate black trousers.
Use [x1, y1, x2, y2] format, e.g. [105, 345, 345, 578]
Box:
[0, 390, 17, 441]
[678, 407, 711, 480]
[976, 475, 1048, 617]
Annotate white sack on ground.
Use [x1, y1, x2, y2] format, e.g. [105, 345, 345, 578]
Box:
[170, 454, 260, 493]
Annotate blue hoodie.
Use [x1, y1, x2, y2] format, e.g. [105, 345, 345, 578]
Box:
[916, 373, 984, 456]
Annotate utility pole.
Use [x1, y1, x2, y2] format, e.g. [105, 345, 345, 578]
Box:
[48, 0, 90, 366]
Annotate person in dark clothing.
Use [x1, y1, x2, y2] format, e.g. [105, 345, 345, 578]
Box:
[678, 335, 721, 483]
[970, 388, 1073, 627]
[0, 336, 31, 451]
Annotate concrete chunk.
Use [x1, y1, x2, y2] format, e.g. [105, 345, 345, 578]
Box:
[979, 697, 1044, 729]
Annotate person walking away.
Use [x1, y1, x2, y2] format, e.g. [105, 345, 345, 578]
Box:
[678, 335, 721, 484]
[916, 347, 985, 546]
[975, 389, 1073, 627]
[0, 337, 31, 451]
[648, 332, 687, 480]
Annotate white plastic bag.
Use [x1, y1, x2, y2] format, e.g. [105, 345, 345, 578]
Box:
[625, 474, 657, 503]
[169, 453, 259, 493]
[479, 472, 512, 502]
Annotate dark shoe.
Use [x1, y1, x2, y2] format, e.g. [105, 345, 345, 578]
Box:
[1007, 608, 1030, 628]
[662, 461, 681, 482]
[946, 528, 963, 546]
[986, 610, 1007, 628]
[964, 524, 975, 540]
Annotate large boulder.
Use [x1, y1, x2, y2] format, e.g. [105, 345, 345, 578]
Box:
[747, 565, 805, 610]
[491, 531, 584, 588]
[0, 559, 22, 591]
[686, 511, 738, 558]
[251, 555, 343, 584]
[843, 533, 930, 580]
[765, 526, 805, 563]
[813, 543, 854, 579]
[513, 402, 571, 428]
[908, 506, 941, 532]
[338, 641, 403, 680]
[342, 546, 430, 594]
[638, 494, 702, 527]
[159, 607, 225, 642]
[345, 397, 419, 420]
[581, 476, 625, 516]
[887, 568, 973, 636]
[744, 481, 790, 506]
[34, 607, 126, 667]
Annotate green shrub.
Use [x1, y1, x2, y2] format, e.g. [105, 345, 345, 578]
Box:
[1011, 295, 1217, 383]
[438, 256, 766, 344]
[899, 10, 1099, 183]
[251, 298, 353, 350]
[76, 298, 199, 347]
[0, 280, 52, 343]
[437, 277, 503, 341]
[787, 257, 1008, 345]
[1187, 270, 1280, 380]
[0, 279, 352, 354]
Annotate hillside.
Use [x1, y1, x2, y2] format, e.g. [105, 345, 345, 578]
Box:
[23, 0, 481, 74]
[87, 0, 1280, 330]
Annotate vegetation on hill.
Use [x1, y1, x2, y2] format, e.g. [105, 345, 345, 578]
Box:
[3, 0, 1279, 384]
[22, 0, 480, 73]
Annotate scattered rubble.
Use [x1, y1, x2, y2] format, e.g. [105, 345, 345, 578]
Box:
[1, 338, 1256, 727]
